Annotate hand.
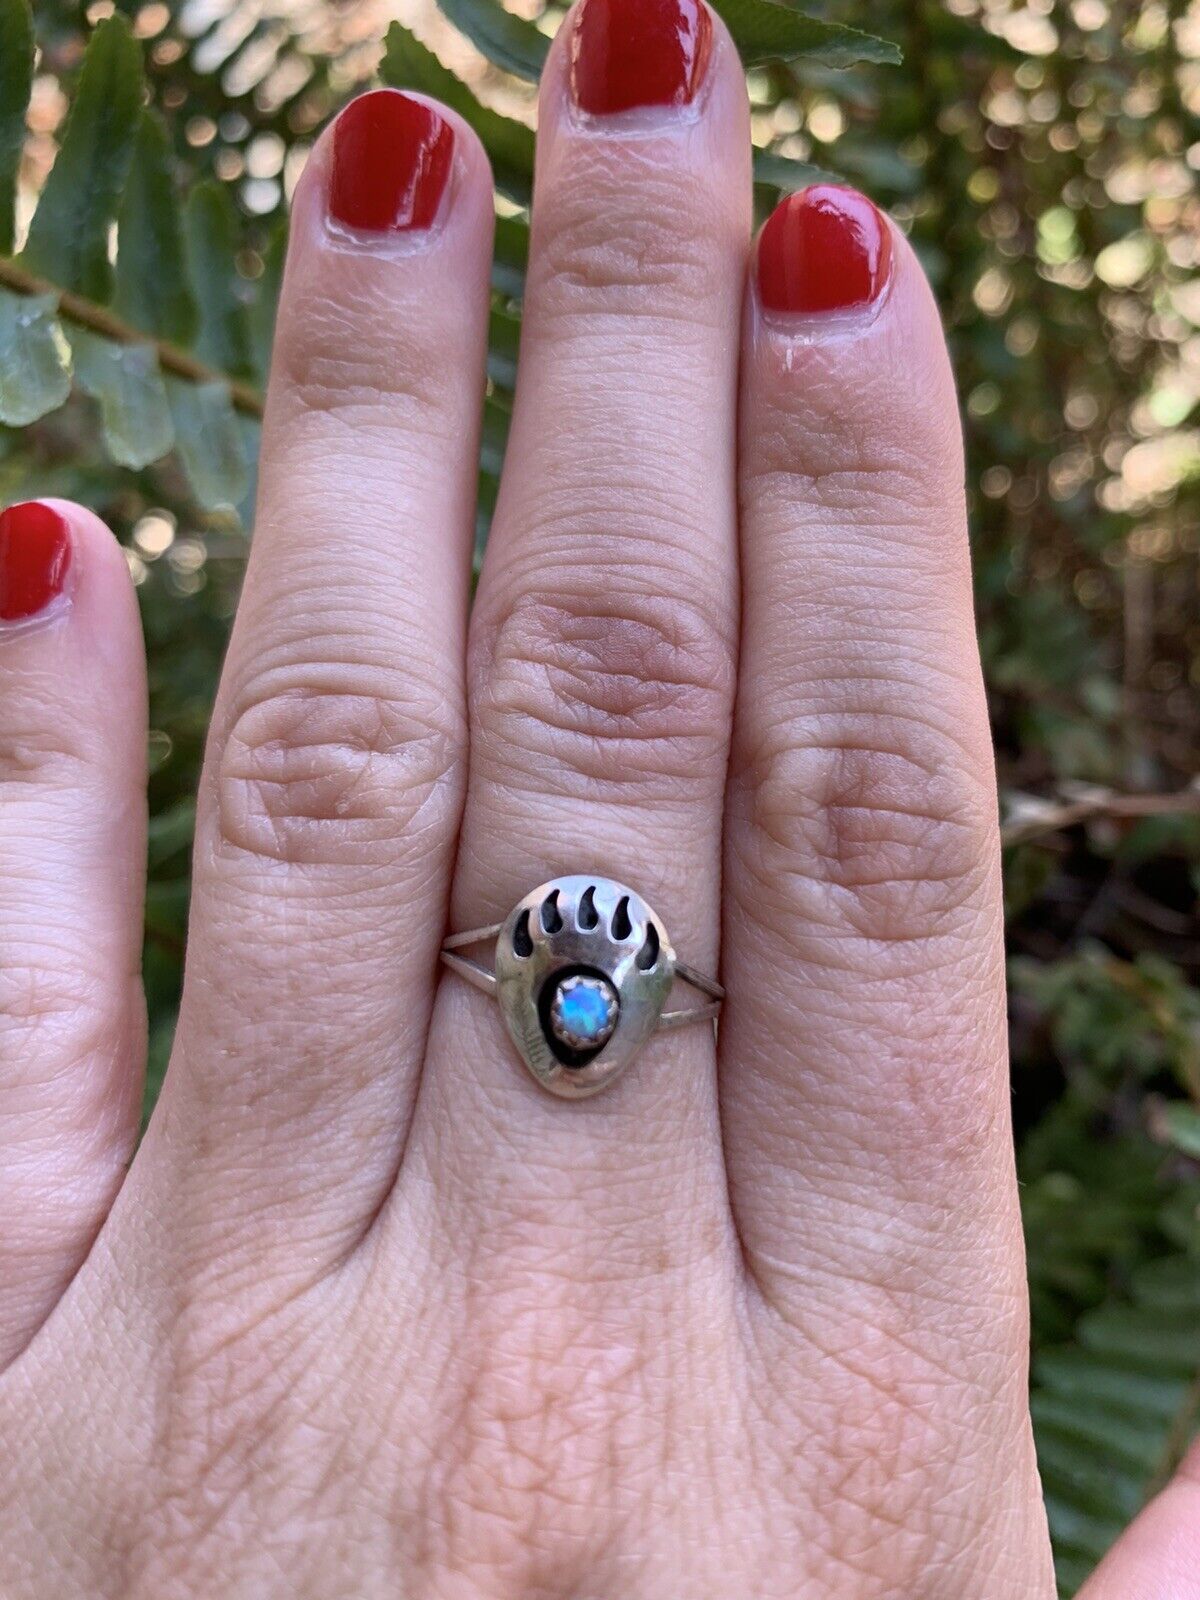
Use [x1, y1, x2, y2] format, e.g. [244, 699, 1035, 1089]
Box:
[1, 3, 1194, 1594]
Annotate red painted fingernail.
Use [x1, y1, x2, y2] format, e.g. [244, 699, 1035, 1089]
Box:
[570, 0, 712, 114]
[757, 185, 892, 315]
[0, 502, 72, 622]
[329, 90, 454, 233]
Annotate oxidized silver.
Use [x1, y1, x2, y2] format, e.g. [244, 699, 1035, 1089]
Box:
[440, 875, 723, 1099]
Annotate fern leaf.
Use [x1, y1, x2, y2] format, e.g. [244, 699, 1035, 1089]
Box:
[1033, 1249, 1200, 1594]
[436, 0, 549, 83]
[0, 287, 70, 424]
[708, 0, 901, 68]
[21, 15, 143, 302]
[115, 112, 199, 347]
[71, 329, 174, 470]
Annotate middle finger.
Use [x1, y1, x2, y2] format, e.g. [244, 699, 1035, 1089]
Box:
[407, 0, 748, 1264]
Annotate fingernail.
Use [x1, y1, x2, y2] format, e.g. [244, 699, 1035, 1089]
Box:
[329, 90, 454, 233]
[0, 502, 72, 622]
[570, 0, 712, 115]
[757, 185, 892, 316]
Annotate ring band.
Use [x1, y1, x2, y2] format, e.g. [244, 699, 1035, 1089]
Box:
[441, 875, 723, 1099]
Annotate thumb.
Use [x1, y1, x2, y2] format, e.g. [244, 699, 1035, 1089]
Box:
[1078, 1440, 1200, 1599]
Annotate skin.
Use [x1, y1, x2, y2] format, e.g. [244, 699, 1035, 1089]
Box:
[0, 12, 1195, 1598]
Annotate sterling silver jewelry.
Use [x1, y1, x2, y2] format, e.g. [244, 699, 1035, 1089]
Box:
[441, 875, 723, 1099]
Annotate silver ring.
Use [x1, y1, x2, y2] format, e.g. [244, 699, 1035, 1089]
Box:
[440, 875, 723, 1099]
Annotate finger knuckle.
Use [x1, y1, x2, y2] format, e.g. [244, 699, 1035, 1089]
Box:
[534, 162, 729, 318]
[475, 587, 733, 801]
[215, 680, 464, 867]
[0, 956, 127, 1074]
[745, 344, 964, 530]
[733, 710, 997, 951]
[272, 290, 451, 433]
[0, 715, 97, 797]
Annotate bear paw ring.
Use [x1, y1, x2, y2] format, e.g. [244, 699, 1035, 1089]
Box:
[440, 875, 724, 1099]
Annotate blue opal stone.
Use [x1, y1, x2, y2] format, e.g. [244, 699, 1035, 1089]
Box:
[558, 982, 612, 1040]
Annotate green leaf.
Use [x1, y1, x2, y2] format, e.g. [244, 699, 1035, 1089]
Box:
[235, 414, 261, 530]
[1079, 1304, 1200, 1375]
[250, 220, 287, 383]
[1042, 1494, 1125, 1564]
[1034, 1350, 1187, 1420]
[487, 304, 521, 390]
[475, 464, 498, 560]
[435, 0, 549, 82]
[0, 0, 33, 255]
[1160, 1103, 1200, 1161]
[1131, 1254, 1200, 1312]
[166, 376, 249, 511]
[709, 0, 900, 68]
[185, 181, 254, 378]
[146, 798, 196, 869]
[71, 328, 174, 470]
[753, 149, 839, 192]
[493, 211, 529, 299]
[480, 393, 510, 477]
[21, 15, 143, 301]
[1035, 1430, 1143, 1521]
[114, 111, 198, 346]
[0, 287, 71, 424]
[381, 23, 534, 204]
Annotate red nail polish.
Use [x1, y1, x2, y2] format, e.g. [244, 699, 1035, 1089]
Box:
[0, 502, 72, 622]
[757, 185, 892, 315]
[571, 0, 712, 115]
[329, 90, 454, 233]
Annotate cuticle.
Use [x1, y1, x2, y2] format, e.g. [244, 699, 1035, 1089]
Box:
[0, 579, 74, 636]
[752, 264, 895, 344]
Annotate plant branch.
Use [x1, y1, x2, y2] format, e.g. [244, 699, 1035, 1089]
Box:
[1002, 783, 1200, 846]
[0, 256, 264, 418]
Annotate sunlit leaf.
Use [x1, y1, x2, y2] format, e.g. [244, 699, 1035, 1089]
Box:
[115, 111, 198, 346]
[0, 287, 70, 424]
[71, 328, 174, 470]
[436, 0, 549, 82]
[708, 0, 900, 68]
[166, 375, 249, 511]
[21, 15, 143, 301]
[380, 23, 534, 204]
[0, 0, 33, 255]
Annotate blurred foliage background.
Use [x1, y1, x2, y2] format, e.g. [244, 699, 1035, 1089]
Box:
[1, 0, 1198, 1590]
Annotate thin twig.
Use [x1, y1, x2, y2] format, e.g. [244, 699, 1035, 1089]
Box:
[1002, 785, 1200, 846]
[0, 257, 265, 419]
